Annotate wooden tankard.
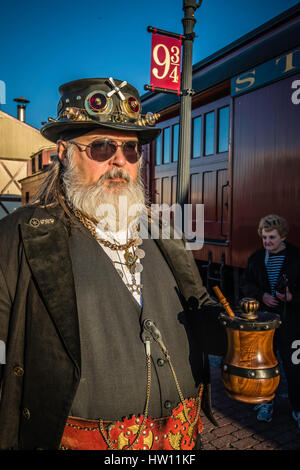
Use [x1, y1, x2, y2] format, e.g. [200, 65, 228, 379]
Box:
[218, 297, 282, 404]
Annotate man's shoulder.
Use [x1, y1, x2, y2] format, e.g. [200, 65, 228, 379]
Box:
[0, 205, 35, 228]
[0, 204, 64, 237]
[0, 206, 37, 263]
[0, 206, 37, 241]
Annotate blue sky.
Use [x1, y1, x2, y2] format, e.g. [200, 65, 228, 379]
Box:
[0, 0, 298, 130]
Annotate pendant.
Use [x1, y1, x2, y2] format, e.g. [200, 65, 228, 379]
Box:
[134, 263, 143, 273]
[136, 248, 145, 259]
[129, 262, 143, 275]
[124, 249, 137, 271]
[135, 237, 143, 246]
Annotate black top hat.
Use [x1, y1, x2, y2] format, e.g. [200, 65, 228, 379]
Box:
[40, 78, 161, 145]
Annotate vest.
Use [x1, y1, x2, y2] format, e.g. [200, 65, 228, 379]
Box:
[68, 222, 201, 420]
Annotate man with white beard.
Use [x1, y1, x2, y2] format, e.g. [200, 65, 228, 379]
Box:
[0, 78, 224, 450]
[57, 128, 148, 305]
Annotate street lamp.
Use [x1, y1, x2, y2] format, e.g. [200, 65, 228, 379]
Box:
[176, 1, 202, 212]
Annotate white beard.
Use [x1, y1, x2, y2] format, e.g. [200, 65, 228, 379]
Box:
[62, 145, 147, 233]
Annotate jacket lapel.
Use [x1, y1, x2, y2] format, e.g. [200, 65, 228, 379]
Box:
[20, 207, 80, 372]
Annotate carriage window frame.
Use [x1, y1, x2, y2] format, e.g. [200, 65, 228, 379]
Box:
[163, 127, 171, 164]
[217, 105, 230, 153]
[204, 111, 215, 156]
[191, 115, 202, 159]
[155, 132, 162, 166]
[172, 123, 179, 162]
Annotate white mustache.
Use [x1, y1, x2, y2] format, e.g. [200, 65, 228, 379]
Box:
[99, 168, 131, 184]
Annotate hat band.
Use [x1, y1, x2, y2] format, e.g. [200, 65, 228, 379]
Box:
[56, 106, 160, 127]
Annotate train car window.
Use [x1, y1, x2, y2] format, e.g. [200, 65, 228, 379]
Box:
[32, 157, 36, 174]
[218, 106, 229, 153]
[163, 127, 171, 164]
[192, 116, 202, 158]
[172, 124, 179, 162]
[156, 133, 162, 166]
[204, 111, 215, 156]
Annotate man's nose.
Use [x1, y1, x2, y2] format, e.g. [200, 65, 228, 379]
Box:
[110, 146, 126, 166]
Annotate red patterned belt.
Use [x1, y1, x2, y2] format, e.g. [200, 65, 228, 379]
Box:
[60, 397, 203, 450]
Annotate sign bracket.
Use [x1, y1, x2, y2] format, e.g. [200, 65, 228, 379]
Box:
[147, 26, 197, 41]
[144, 85, 195, 96]
[144, 84, 182, 95]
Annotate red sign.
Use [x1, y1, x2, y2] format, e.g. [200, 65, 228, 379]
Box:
[150, 33, 182, 93]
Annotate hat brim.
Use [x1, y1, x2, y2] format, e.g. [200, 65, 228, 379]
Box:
[40, 120, 161, 145]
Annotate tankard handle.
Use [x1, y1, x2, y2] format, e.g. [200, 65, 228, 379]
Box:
[213, 285, 235, 318]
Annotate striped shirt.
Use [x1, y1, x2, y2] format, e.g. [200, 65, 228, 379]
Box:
[265, 249, 286, 295]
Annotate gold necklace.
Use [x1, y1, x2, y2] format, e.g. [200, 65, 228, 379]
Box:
[73, 208, 140, 252]
[72, 208, 145, 285]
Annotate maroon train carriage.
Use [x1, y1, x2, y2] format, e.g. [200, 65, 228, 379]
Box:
[141, 5, 300, 303]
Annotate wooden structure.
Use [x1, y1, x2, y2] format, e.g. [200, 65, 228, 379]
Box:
[20, 148, 57, 204]
[0, 110, 54, 218]
[141, 5, 300, 297]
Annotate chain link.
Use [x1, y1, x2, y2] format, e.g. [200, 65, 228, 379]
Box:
[72, 209, 138, 251]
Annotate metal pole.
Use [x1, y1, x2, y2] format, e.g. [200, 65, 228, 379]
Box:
[176, 1, 201, 214]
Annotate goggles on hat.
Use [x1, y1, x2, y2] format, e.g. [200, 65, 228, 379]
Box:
[68, 139, 142, 163]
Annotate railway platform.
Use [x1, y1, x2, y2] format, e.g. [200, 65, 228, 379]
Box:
[201, 356, 300, 450]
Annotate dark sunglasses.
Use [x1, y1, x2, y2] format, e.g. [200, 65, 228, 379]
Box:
[68, 138, 142, 163]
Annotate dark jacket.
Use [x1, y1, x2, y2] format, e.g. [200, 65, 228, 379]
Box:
[0, 204, 225, 450]
[241, 242, 300, 316]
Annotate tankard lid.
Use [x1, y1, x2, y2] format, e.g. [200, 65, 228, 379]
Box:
[219, 310, 281, 331]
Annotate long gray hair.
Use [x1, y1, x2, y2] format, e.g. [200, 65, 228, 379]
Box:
[31, 153, 72, 216]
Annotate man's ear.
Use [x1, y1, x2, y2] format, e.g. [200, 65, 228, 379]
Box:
[57, 140, 67, 166]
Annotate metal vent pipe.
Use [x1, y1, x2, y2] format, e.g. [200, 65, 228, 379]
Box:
[13, 96, 30, 122]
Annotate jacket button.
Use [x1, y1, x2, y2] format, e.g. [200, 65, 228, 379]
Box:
[13, 366, 24, 376]
[164, 400, 172, 409]
[157, 358, 165, 367]
[22, 408, 31, 420]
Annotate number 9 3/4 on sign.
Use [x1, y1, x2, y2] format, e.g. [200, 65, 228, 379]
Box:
[150, 33, 182, 92]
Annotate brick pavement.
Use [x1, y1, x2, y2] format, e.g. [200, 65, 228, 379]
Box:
[201, 358, 300, 450]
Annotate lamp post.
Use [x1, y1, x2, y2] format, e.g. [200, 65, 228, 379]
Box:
[176, 1, 202, 214]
